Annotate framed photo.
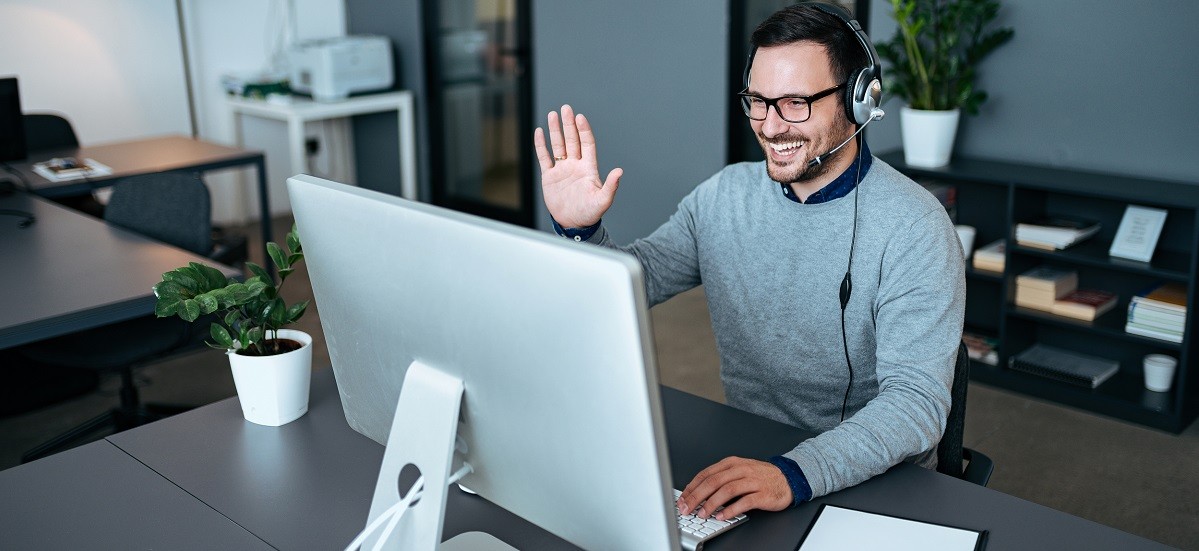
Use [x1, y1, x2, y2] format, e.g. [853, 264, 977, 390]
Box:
[1109, 205, 1168, 263]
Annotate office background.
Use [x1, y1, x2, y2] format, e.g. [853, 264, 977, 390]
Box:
[2, 0, 1198, 548]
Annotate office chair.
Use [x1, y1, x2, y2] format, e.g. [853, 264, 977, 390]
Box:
[23, 112, 80, 152]
[936, 341, 995, 486]
[19, 172, 231, 463]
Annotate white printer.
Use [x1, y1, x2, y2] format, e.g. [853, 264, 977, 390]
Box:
[289, 36, 394, 102]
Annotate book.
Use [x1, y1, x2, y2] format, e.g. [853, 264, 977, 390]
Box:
[1051, 289, 1117, 321]
[1016, 266, 1078, 294]
[1124, 321, 1184, 343]
[31, 157, 113, 182]
[1016, 215, 1101, 250]
[1014, 286, 1060, 311]
[1125, 312, 1185, 333]
[1008, 344, 1119, 388]
[1130, 282, 1187, 314]
[971, 239, 1005, 273]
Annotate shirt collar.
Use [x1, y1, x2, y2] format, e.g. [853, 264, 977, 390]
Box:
[779, 140, 872, 204]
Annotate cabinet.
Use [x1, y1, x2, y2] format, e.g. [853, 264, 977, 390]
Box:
[881, 151, 1198, 432]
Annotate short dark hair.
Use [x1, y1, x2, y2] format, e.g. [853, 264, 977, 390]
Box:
[749, 3, 869, 85]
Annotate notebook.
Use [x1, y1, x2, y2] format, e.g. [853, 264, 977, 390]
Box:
[796, 504, 987, 551]
[1008, 344, 1119, 388]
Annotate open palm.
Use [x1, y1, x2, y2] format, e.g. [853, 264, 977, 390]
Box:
[534, 105, 623, 229]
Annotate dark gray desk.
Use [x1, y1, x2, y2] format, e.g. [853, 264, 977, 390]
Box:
[5, 134, 272, 266]
[0, 439, 273, 550]
[0, 192, 239, 349]
[107, 369, 1172, 550]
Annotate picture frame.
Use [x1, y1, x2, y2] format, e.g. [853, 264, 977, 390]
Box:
[1109, 205, 1168, 263]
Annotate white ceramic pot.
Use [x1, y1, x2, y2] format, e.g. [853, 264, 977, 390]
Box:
[900, 106, 961, 168]
[227, 329, 313, 426]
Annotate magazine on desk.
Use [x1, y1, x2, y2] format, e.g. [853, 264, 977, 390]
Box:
[31, 157, 113, 182]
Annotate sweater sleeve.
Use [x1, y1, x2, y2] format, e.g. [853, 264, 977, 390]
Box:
[572, 177, 713, 307]
[782, 207, 966, 498]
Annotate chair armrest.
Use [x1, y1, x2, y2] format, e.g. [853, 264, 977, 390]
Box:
[962, 447, 994, 487]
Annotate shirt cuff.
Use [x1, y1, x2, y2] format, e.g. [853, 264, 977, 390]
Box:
[767, 455, 813, 507]
[550, 217, 601, 242]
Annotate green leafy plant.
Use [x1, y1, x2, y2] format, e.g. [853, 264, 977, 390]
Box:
[153, 224, 308, 356]
[875, 0, 1014, 115]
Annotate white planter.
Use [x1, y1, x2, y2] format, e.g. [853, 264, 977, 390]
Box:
[901, 107, 961, 168]
[227, 329, 313, 426]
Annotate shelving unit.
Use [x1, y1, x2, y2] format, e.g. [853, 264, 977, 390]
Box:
[881, 151, 1198, 432]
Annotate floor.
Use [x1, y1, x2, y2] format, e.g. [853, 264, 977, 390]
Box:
[1, 216, 1196, 550]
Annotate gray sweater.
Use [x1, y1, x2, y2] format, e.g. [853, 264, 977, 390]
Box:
[583, 159, 965, 498]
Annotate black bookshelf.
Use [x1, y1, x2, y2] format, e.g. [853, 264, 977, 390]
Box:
[882, 151, 1199, 433]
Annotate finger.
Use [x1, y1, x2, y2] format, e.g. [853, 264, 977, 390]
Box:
[601, 168, 623, 198]
[679, 457, 738, 512]
[699, 478, 755, 519]
[547, 110, 566, 160]
[714, 492, 761, 521]
[533, 127, 552, 173]
[577, 113, 598, 166]
[561, 104, 581, 159]
[688, 467, 745, 517]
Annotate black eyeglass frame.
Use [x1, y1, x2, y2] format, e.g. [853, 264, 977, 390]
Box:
[737, 83, 846, 123]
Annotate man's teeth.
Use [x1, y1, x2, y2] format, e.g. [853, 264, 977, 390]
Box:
[770, 141, 803, 152]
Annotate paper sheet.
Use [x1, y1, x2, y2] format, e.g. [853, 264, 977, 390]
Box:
[798, 505, 984, 551]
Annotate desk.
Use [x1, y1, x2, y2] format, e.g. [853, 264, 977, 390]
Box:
[97, 369, 1170, 550]
[5, 134, 273, 266]
[0, 192, 240, 349]
[0, 440, 273, 549]
[228, 91, 418, 200]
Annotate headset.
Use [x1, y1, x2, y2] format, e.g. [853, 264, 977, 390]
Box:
[742, 2, 883, 421]
[741, 2, 882, 127]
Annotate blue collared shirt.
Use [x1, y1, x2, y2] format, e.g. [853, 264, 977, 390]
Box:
[778, 141, 872, 204]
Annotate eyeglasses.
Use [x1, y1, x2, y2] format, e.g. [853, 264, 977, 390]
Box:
[737, 83, 846, 123]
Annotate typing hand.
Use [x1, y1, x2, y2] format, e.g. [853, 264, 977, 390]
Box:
[534, 104, 623, 229]
[676, 457, 792, 521]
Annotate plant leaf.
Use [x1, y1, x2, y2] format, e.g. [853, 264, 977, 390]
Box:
[267, 242, 289, 271]
[245, 261, 271, 282]
[196, 293, 220, 315]
[285, 300, 309, 324]
[180, 299, 201, 322]
[193, 262, 229, 291]
[210, 323, 235, 349]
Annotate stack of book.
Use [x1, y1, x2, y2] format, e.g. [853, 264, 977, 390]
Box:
[1126, 282, 1187, 343]
[1016, 216, 1101, 250]
[1015, 266, 1078, 312]
[1051, 289, 1118, 321]
[31, 157, 113, 182]
[972, 239, 1005, 273]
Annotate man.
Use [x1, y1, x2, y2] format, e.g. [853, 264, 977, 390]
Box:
[534, 3, 965, 521]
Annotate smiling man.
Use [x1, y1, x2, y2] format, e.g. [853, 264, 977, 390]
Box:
[535, 2, 965, 520]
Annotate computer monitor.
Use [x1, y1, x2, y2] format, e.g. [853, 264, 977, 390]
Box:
[0, 77, 27, 162]
[287, 175, 680, 550]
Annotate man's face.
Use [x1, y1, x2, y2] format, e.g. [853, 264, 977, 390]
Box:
[747, 42, 854, 185]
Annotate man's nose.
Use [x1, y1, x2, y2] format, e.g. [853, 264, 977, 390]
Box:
[760, 105, 790, 138]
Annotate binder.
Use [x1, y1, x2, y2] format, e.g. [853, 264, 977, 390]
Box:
[1008, 344, 1119, 388]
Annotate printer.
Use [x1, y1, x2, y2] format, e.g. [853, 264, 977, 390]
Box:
[289, 36, 394, 102]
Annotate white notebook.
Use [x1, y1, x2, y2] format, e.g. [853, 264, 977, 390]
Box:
[797, 505, 986, 551]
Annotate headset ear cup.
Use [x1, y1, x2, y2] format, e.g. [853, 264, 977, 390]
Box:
[844, 68, 865, 124]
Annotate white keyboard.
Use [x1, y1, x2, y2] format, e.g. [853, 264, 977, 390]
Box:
[674, 489, 748, 551]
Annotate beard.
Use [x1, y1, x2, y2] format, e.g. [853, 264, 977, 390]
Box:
[758, 119, 855, 185]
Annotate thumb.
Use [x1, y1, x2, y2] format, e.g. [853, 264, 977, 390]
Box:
[602, 167, 623, 200]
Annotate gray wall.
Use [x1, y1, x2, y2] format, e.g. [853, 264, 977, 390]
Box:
[866, 0, 1199, 184]
[531, 1, 729, 241]
[345, 0, 431, 199]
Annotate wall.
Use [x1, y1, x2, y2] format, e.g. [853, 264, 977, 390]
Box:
[866, 0, 1199, 184]
[0, 0, 191, 144]
[181, 0, 347, 224]
[531, 1, 730, 241]
[343, 0, 429, 200]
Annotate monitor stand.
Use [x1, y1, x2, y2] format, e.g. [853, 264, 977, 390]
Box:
[363, 360, 514, 550]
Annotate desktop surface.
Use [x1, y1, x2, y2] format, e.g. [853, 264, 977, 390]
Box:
[102, 369, 1173, 550]
[0, 192, 239, 349]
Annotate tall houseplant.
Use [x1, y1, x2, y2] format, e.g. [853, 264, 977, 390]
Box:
[153, 224, 314, 426]
[875, 0, 1014, 167]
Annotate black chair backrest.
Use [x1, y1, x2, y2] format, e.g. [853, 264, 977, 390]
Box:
[105, 172, 213, 256]
[23, 113, 79, 152]
[936, 342, 970, 478]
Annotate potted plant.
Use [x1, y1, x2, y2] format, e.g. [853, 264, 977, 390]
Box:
[153, 224, 313, 426]
[875, 0, 1014, 167]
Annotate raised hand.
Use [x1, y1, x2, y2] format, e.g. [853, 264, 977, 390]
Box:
[534, 104, 623, 229]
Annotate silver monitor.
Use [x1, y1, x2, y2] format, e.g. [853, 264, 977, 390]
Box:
[287, 175, 679, 550]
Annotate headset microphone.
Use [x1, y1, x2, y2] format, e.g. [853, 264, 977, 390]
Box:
[807, 108, 884, 169]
